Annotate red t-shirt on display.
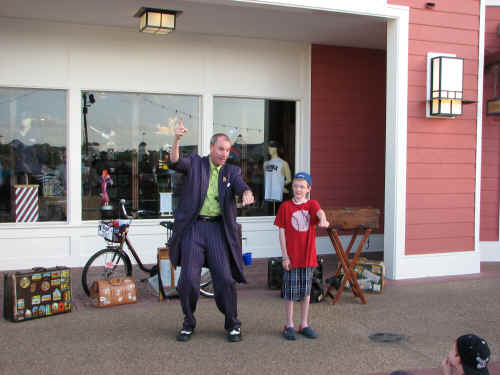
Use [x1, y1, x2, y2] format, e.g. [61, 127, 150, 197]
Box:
[274, 199, 321, 268]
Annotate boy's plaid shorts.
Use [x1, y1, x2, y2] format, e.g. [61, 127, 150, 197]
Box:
[282, 267, 314, 301]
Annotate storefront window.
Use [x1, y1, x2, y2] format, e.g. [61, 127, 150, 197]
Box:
[214, 97, 296, 217]
[0, 88, 67, 223]
[81, 91, 199, 220]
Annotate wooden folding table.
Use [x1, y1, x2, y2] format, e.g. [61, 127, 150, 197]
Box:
[323, 208, 380, 305]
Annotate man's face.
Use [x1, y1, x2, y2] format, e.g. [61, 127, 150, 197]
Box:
[210, 137, 231, 166]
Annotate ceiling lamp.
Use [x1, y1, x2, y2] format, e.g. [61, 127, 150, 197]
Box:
[134, 7, 180, 35]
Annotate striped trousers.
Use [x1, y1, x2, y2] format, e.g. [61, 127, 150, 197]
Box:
[177, 219, 240, 331]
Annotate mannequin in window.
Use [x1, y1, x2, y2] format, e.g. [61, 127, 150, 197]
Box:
[264, 141, 291, 202]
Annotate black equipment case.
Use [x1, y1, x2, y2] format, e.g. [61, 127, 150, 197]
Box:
[3, 266, 72, 322]
[267, 256, 324, 303]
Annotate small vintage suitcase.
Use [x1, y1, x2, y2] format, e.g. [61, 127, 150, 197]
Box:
[89, 277, 137, 307]
[339, 258, 385, 293]
[3, 266, 72, 322]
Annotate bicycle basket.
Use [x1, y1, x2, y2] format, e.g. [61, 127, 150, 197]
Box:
[98, 220, 123, 243]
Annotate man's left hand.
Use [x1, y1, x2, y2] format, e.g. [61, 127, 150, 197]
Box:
[241, 190, 254, 206]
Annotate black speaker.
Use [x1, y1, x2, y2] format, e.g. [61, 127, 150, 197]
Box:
[267, 257, 283, 290]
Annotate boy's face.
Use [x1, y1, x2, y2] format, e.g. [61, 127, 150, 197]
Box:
[292, 179, 311, 200]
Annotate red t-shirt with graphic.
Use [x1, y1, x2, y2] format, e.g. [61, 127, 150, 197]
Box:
[274, 199, 321, 268]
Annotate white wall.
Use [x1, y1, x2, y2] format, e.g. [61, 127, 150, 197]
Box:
[0, 17, 310, 270]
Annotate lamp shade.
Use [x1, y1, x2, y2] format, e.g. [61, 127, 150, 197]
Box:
[430, 56, 464, 117]
[135, 8, 177, 35]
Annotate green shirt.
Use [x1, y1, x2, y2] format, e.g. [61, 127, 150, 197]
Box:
[199, 158, 222, 216]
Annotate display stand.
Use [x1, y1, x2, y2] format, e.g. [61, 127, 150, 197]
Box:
[323, 208, 380, 305]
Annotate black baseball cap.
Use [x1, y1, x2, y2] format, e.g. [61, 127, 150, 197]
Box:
[457, 334, 491, 375]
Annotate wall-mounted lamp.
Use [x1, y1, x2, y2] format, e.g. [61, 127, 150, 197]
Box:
[134, 7, 180, 35]
[427, 53, 464, 118]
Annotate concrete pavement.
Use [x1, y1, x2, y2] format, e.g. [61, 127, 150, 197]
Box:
[1, 257, 498, 375]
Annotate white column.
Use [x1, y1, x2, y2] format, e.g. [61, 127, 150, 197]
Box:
[385, 10, 409, 280]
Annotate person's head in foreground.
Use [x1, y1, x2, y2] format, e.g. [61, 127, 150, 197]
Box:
[441, 334, 490, 375]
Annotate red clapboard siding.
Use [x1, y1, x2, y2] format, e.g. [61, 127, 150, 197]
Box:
[410, 24, 478, 46]
[407, 164, 475, 179]
[406, 208, 475, 224]
[406, 193, 474, 209]
[406, 179, 475, 194]
[390, 0, 479, 14]
[406, 238, 474, 254]
[407, 148, 476, 164]
[482, 178, 500, 192]
[401, 0, 479, 255]
[409, 9, 478, 30]
[407, 133, 476, 149]
[406, 222, 474, 239]
[481, 3, 500, 245]
[311, 45, 386, 234]
[407, 118, 476, 135]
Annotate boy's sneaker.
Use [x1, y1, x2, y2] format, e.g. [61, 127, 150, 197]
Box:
[282, 326, 296, 340]
[298, 325, 317, 339]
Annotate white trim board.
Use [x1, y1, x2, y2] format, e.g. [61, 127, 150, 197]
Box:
[395, 251, 481, 279]
[479, 242, 500, 261]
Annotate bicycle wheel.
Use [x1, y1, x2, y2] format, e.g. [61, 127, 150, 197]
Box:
[82, 248, 132, 296]
[199, 268, 214, 298]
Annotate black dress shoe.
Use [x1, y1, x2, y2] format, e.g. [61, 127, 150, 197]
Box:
[176, 329, 194, 342]
[227, 328, 242, 342]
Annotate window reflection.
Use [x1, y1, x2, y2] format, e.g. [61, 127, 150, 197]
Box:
[0, 88, 67, 223]
[81, 91, 199, 220]
[213, 97, 296, 216]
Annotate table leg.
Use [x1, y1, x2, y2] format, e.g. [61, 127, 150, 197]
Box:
[326, 228, 371, 305]
[335, 229, 359, 276]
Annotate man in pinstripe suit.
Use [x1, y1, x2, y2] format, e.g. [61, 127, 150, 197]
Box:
[168, 118, 254, 343]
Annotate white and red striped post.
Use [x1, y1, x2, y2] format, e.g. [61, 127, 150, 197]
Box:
[14, 185, 39, 222]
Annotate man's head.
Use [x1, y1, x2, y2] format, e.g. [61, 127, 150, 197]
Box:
[210, 133, 231, 166]
[456, 334, 491, 375]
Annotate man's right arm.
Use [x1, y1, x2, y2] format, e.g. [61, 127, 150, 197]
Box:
[170, 116, 187, 163]
[168, 117, 190, 172]
[170, 136, 181, 163]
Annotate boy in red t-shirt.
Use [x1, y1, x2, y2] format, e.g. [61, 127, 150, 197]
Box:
[274, 172, 329, 340]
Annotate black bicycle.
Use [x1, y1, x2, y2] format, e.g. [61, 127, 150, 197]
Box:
[81, 199, 214, 298]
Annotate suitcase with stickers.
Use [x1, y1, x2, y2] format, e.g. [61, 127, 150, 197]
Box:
[3, 266, 72, 322]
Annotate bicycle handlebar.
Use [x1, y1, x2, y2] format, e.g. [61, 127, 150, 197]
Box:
[119, 199, 144, 220]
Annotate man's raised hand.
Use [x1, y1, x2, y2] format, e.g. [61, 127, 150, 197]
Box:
[175, 116, 188, 139]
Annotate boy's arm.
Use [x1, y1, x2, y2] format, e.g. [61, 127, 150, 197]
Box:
[316, 209, 330, 228]
[279, 228, 291, 271]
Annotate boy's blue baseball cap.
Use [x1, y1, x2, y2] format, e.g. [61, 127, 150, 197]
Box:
[293, 172, 312, 186]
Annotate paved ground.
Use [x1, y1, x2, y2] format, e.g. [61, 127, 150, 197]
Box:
[1, 256, 499, 375]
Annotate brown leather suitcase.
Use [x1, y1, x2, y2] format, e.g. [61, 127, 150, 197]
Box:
[324, 207, 380, 230]
[3, 267, 72, 322]
[89, 277, 137, 307]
